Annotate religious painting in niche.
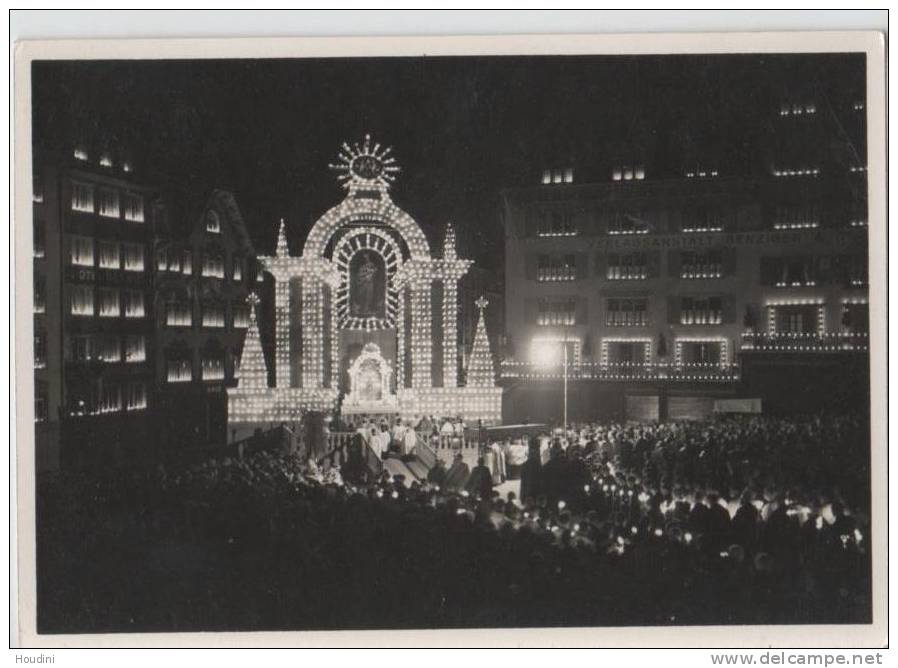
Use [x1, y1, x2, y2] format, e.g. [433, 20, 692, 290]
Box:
[357, 359, 383, 401]
[349, 250, 386, 319]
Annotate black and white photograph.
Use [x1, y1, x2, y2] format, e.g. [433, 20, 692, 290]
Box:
[12, 25, 886, 649]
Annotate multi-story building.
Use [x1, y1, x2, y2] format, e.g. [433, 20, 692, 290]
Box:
[500, 79, 869, 423]
[152, 190, 258, 451]
[33, 145, 158, 471]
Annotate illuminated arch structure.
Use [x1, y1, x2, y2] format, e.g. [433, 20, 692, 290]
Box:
[228, 135, 502, 426]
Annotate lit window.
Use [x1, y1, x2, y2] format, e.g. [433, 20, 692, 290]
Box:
[33, 277, 46, 314]
[124, 290, 145, 318]
[71, 182, 94, 212]
[34, 331, 47, 369]
[123, 193, 144, 222]
[232, 258, 243, 282]
[233, 305, 249, 328]
[123, 161, 132, 173]
[202, 358, 225, 381]
[70, 236, 94, 267]
[634, 165, 645, 180]
[679, 296, 722, 325]
[125, 335, 146, 362]
[98, 335, 122, 362]
[623, 166, 634, 181]
[98, 188, 120, 218]
[536, 210, 577, 237]
[73, 147, 88, 161]
[122, 243, 144, 272]
[98, 241, 120, 269]
[96, 384, 122, 414]
[537, 254, 577, 282]
[33, 175, 43, 203]
[98, 288, 120, 318]
[606, 299, 648, 327]
[70, 335, 94, 362]
[99, 153, 113, 168]
[205, 210, 221, 234]
[608, 211, 649, 236]
[536, 298, 577, 327]
[682, 207, 725, 233]
[680, 250, 723, 279]
[202, 252, 225, 278]
[773, 206, 819, 230]
[606, 252, 648, 280]
[612, 167, 622, 181]
[33, 221, 46, 259]
[182, 251, 193, 275]
[202, 304, 225, 328]
[166, 302, 192, 327]
[543, 168, 573, 185]
[167, 359, 193, 383]
[126, 382, 147, 410]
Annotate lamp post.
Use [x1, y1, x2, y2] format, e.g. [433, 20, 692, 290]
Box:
[533, 333, 571, 435]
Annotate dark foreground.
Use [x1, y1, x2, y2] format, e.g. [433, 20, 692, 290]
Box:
[37, 415, 871, 633]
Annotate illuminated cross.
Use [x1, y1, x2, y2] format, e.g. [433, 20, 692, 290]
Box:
[246, 292, 260, 319]
[475, 296, 489, 311]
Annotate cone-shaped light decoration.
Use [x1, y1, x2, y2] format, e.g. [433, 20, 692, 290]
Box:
[443, 222, 457, 259]
[236, 292, 269, 390]
[466, 296, 497, 387]
[275, 218, 289, 258]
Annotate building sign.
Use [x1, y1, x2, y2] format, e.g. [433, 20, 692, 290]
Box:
[65, 267, 149, 287]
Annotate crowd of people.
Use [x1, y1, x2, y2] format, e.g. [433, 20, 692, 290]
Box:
[36, 412, 871, 633]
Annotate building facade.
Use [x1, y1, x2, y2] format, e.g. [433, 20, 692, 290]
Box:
[500, 86, 869, 423]
[33, 146, 158, 471]
[152, 190, 259, 451]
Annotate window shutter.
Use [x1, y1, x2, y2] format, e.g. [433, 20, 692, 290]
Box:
[576, 253, 589, 279]
[524, 254, 537, 281]
[667, 296, 681, 324]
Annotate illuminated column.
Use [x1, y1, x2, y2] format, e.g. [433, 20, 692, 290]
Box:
[329, 285, 339, 389]
[410, 278, 432, 389]
[396, 287, 406, 389]
[440, 224, 462, 388]
[442, 278, 458, 387]
[301, 277, 324, 389]
[274, 275, 290, 388]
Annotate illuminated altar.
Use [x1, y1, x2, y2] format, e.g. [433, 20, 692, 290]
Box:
[227, 135, 503, 426]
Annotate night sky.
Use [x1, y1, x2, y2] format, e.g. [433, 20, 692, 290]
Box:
[31, 53, 864, 268]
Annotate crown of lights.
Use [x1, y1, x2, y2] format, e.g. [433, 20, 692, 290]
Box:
[329, 134, 400, 191]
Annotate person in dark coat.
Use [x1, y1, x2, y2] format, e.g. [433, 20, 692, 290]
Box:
[540, 444, 568, 508]
[705, 492, 733, 551]
[731, 492, 760, 549]
[443, 453, 470, 491]
[427, 458, 448, 487]
[519, 444, 543, 504]
[465, 456, 493, 500]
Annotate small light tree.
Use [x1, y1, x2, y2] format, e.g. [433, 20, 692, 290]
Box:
[466, 296, 496, 387]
